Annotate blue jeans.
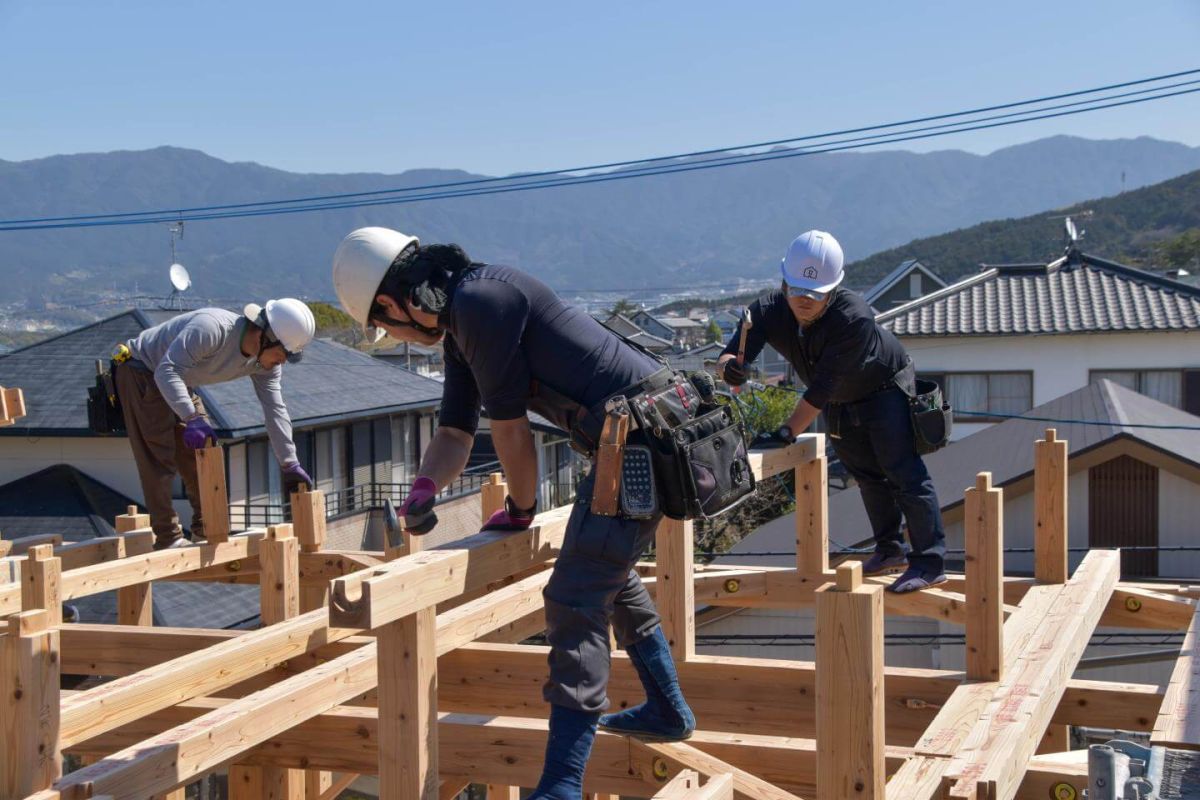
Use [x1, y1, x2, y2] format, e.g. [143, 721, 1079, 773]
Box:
[542, 470, 662, 713]
[827, 387, 946, 573]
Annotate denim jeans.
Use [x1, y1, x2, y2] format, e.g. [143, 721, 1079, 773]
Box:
[827, 387, 946, 573]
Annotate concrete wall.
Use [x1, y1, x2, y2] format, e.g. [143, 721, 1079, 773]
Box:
[902, 330, 1200, 438]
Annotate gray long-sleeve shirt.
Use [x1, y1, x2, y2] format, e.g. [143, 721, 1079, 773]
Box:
[126, 309, 298, 465]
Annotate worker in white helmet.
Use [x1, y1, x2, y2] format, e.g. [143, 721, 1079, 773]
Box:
[333, 228, 698, 800]
[719, 230, 947, 593]
[114, 300, 317, 549]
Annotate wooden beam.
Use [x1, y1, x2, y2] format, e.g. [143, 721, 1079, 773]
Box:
[114, 506, 151, 534]
[329, 508, 569, 630]
[194, 443, 230, 543]
[6, 534, 63, 557]
[115, 526, 155, 627]
[481, 472, 507, 524]
[485, 785, 520, 799]
[1, 610, 61, 797]
[940, 550, 1120, 800]
[22, 544, 63, 626]
[54, 644, 379, 800]
[657, 517, 696, 660]
[290, 489, 327, 554]
[1152, 602, 1200, 750]
[816, 563, 884, 799]
[631, 739, 803, 800]
[747, 434, 820, 479]
[796, 443, 829, 576]
[964, 472, 1003, 682]
[1033, 429, 1069, 584]
[0, 385, 27, 425]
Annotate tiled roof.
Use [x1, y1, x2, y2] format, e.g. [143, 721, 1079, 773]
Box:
[0, 309, 444, 436]
[0, 464, 135, 541]
[863, 258, 946, 306]
[877, 251, 1200, 336]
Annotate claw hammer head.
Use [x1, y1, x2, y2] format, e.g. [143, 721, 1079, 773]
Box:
[737, 307, 752, 364]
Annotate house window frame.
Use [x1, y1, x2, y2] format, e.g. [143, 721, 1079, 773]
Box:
[1089, 368, 1199, 412]
[919, 370, 1034, 423]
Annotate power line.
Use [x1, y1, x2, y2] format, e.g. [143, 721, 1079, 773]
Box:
[2, 71, 1199, 232]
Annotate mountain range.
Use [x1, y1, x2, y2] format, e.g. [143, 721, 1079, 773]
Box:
[1, 136, 1199, 307]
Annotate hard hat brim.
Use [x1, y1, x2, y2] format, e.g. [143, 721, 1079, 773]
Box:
[779, 260, 845, 293]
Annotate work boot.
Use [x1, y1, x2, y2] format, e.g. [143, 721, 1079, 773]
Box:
[887, 567, 947, 594]
[528, 704, 600, 800]
[861, 550, 907, 576]
[153, 534, 188, 550]
[598, 626, 696, 742]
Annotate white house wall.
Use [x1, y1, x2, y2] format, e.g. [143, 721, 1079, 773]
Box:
[1159, 469, 1200, 578]
[902, 330, 1199, 438]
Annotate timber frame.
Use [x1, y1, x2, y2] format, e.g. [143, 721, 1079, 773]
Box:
[2, 432, 1198, 800]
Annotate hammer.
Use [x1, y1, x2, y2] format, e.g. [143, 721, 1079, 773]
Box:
[734, 307, 753, 393]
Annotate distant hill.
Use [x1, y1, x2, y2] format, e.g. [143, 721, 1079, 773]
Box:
[1, 136, 1199, 307]
[847, 168, 1200, 285]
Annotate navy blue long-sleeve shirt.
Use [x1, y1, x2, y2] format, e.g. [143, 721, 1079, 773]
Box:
[721, 287, 909, 408]
[437, 265, 662, 435]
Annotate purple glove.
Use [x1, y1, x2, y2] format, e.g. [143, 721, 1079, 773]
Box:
[182, 416, 217, 449]
[282, 462, 313, 495]
[482, 496, 537, 532]
[400, 476, 439, 535]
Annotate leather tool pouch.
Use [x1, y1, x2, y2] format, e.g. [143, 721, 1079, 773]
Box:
[907, 378, 952, 455]
[87, 359, 126, 435]
[629, 373, 755, 520]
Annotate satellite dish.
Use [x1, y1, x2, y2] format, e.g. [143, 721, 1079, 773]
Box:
[1065, 217, 1078, 243]
[169, 263, 191, 292]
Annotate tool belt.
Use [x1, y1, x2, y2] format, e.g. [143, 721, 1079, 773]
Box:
[572, 368, 755, 521]
[894, 358, 952, 454]
[87, 351, 128, 435]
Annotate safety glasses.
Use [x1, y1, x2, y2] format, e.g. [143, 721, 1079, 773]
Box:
[782, 282, 828, 302]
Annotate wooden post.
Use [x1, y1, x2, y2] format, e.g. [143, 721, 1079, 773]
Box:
[964, 472, 1004, 683]
[22, 544, 62, 626]
[116, 506, 155, 626]
[796, 440, 829, 576]
[656, 517, 696, 660]
[378, 606, 439, 799]
[481, 472, 507, 525]
[247, 524, 303, 798]
[0, 610, 62, 796]
[195, 442, 230, 543]
[1034, 428, 1069, 584]
[816, 562, 884, 800]
[229, 765, 264, 800]
[479, 472, 523, 798]
[293, 491, 335, 797]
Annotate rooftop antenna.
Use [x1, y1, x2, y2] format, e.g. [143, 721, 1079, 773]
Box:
[163, 220, 191, 310]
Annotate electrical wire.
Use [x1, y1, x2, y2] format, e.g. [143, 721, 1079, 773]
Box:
[3, 73, 1199, 232]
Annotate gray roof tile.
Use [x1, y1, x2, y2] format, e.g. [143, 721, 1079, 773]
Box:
[878, 253, 1200, 336]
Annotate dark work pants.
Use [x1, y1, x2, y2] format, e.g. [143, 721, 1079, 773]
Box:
[115, 362, 206, 547]
[542, 469, 662, 713]
[827, 387, 946, 573]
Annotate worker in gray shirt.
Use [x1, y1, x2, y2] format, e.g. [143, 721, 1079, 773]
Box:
[115, 300, 316, 548]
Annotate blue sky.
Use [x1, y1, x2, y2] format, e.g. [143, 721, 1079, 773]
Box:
[2, 0, 1199, 176]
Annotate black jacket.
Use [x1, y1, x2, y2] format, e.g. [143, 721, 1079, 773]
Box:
[720, 287, 909, 408]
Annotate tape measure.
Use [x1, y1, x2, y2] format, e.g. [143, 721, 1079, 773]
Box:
[112, 343, 132, 364]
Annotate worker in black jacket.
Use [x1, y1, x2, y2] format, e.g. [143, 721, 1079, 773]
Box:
[719, 230, 946, 593]
[332, 227, 695, 800]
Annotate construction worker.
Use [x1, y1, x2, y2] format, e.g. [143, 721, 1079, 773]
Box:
[115, 300, 316, 549]
[332, 227, 695, 800]
[719, 230, 947, 592]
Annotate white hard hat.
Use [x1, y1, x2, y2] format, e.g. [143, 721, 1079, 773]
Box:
[332, 227, 420, 343]
[244, 298, 316, 362]
[780, 230, 844, 297]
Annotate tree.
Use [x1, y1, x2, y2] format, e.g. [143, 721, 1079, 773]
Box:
[705, 319, 722, 344]
[608, 298, 637, 318]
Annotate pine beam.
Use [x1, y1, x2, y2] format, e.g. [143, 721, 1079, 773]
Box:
[194, 443, 230, 543]
[1033, 429, 1069, 584]
[0, 610, 61, 797]
[964, 472, 1003, 682]
[657, 516, 696, 660]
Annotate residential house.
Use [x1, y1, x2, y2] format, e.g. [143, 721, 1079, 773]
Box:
[629, 311, 707, 350]
[862, 258, 947, 312]
[599, 313, 673, 353]
[372, 341, 444, 378]
[877, 249, 1200, 439]
[702, 380, 1200, 684]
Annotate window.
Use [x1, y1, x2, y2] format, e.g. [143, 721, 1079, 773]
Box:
[1090, 369, 1195, 410]
[919, 372, 1032, 422]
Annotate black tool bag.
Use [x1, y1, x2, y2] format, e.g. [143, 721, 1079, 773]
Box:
[628, 373, 755, 520]
[87, 359, 126, 435]
[905, 377, 952, 455]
